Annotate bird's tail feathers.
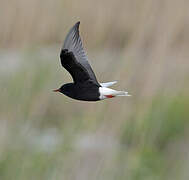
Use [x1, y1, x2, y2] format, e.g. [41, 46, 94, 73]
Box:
[100, 81, 117, 87]
[114, 91, 131, 96]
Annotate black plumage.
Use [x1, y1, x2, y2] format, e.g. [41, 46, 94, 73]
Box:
[62, 22, 99, 85]
[54, 22, 130, 101]
[54, 22, 101, 101]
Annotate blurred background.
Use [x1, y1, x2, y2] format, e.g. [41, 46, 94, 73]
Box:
[0, 0, 189, 179]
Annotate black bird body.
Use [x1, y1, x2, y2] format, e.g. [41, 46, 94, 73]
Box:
[59, 48, 100, 101]
[54, 22, 130, 101]
[59, 83, 100, 101]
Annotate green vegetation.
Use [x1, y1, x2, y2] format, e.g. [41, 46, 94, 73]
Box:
[0, 48, 189, 180]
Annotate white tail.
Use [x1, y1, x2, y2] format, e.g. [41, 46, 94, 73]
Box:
[115, 91, 131, 96]
[100, 81, 117, 87]
[99, 87, 131, 100]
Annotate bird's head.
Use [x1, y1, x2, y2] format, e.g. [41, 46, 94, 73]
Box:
[53, 83, 74, 96]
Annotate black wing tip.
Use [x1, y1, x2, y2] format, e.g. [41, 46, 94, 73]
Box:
[76, 21, 80, 25]
[75, 21, 80, 29]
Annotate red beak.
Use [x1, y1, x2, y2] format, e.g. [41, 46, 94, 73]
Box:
[53, 88, 60, 92]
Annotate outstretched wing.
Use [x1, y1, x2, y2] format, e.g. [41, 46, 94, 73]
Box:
[60, 49, 91, 83]
[62, 22, 99, 85]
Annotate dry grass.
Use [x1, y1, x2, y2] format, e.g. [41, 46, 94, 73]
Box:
[0, 0, 189, 49]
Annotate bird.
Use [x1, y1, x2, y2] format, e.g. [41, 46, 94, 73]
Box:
[53, 22, 131, 101]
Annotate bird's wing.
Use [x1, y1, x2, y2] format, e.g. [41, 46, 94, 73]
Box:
[62, 22, 99, 85]
[60, 49, 91, 84]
